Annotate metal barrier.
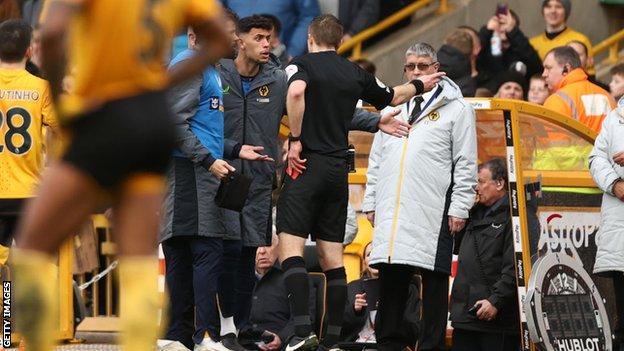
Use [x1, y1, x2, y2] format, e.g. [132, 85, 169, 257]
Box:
[592, 28, 624, 64]
[337, 0, 449, 59]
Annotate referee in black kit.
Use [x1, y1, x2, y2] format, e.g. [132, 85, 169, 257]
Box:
[276, 14, 444, 351]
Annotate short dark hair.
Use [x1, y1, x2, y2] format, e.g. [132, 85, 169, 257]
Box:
[479, 158, 508, 184]
[224, 8, 239, 25]
[611, 63, 624, 77]
[237, 15, 273, 35]
[354, 58, 376, 75]
[546, 46, 582, 69]
[261, 13, 282, 35]
[309, 14, 343, 49]
[0, 20, 32, 63]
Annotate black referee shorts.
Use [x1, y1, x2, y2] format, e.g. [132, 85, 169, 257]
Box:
[276, 152, 348, 243]
[62, 90, 175, 190]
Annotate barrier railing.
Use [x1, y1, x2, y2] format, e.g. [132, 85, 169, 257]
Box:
[337, 0, 449, 59]
[592, 28, 624, 64]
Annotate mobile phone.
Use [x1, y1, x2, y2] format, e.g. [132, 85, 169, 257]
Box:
[468, 303, 481, 316]
[495, 3, 508, 16]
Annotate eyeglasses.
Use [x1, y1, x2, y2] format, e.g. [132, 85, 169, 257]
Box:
[404, 62, 438, 72]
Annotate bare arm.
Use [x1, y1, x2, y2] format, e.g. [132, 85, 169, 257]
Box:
[389, 72, 446, 106]
[286, 81, 307, 137]
[40, 1, 78, 103]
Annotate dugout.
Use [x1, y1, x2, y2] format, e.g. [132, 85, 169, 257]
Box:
[345, 99, 616, 350]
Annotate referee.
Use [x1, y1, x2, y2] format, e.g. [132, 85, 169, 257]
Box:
[276, 14, 444, 351]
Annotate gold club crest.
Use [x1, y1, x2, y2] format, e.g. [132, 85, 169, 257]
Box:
[259, 85, 269, 97]
[427, 111, 440, 121]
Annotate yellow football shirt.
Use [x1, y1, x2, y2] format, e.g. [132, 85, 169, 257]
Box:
[0, 68, 58, 198]
[46, 0, 221, 118]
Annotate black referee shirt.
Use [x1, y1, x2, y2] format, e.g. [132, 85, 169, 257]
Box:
[286, 51, 394, 156]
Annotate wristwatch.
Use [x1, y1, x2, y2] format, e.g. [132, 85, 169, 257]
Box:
[288, 133, 301, 142]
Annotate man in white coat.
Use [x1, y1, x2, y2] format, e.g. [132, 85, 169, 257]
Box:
[363, 42, 477, 351]
[589, 96, 624, 351]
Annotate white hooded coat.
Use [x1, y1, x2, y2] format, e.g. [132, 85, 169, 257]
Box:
[363, 77, 477, 273]
[589, 97, 624, 274]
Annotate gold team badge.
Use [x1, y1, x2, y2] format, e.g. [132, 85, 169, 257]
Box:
[428, 111, 440, 121]
[259, 85, 270, 97]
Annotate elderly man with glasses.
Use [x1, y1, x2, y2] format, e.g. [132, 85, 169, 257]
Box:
[363, 42, 477, 351]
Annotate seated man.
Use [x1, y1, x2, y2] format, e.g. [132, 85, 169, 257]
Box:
[449, 158, 520, 351]
[241, 234, 316, 351]
[341, 242, 420, 345]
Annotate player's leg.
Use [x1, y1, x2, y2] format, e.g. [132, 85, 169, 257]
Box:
[314, 154, 349, 350]
[219, 239, 249, 350]
[112, 175, 165, 351]
[12, 163, 102, 351]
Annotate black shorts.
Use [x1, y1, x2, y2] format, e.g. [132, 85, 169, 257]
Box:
[276, 152, 348, 243]
[0, 199, 26, 247]
[62, 90, 175, 190]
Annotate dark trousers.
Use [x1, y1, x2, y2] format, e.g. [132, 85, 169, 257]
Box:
[376, 265, 449, 351]
[220, 240, 257, 328]
[451, 328, 520, 351]
[614, 272, 624, 350]
[163, 236, 223, 349]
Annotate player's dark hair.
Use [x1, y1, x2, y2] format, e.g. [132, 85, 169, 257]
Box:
[224, 8, 239, 25]
[354, 58, 376, 75]
[478, 158, 508, 184]
[237, 15, 273, 35]
[309, 14, 343, 49]
[261, 13, 281, 35]
[0, 19, 32, 63]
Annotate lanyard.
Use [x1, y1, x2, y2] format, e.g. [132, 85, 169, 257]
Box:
[407, 85, 443, 125]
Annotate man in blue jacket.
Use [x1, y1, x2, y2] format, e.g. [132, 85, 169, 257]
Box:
[159, 22, 272, 351]
[221, 0, 320, 58]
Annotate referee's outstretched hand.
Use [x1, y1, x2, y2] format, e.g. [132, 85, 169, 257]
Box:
[378, 109, 410, 138]
[418, 72, 446, 92]
[287, 140, 307, 174]
[209, 159, 236, 180]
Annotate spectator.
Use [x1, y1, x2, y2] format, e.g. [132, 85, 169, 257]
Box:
[20, 0, 42, 26]
[341, 242, 420, 344]
[542, 46, 615, 133]
[610, 64, 624, 101]
[457, 26, 482, 81]
[493, 70, 526, 100]
[0, 0, 20, 22]
[450, 158, 520, 351]
[438, 28, 476, 97]
[261, 14, 289, 67]
[567, 40, 609, 91]
[364, 43, 477, 351]
[589, 99, 624, 351]
[476, 8, 541, 91]
[238, 233, 317, 351]
[339, 0, 379, 42]
[353, 58, 376, 75]
[530, 0, 594, 73]
[25, 24, 42, 77]
[221, 0, 320, 58]
[528, 74, 550, 105]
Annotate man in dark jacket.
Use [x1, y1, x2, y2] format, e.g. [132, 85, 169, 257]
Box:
[450, 158, 520, 351]
[438, 28, 476, 97]
[476, 8, 542, 92]
[338, 0, 379, 42]
[240, 234, 317, 351]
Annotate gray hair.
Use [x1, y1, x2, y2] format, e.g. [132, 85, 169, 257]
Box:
[405, 42, 437, 61]
[478, 158, 508, 184]
[547, 46, 582, 69]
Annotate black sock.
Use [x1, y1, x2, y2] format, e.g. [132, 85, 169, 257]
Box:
[282, 256, 312, 337]
[321, 267, 347, 347]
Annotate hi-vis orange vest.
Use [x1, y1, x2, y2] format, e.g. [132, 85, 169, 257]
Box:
[544, 68, 616, 133]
